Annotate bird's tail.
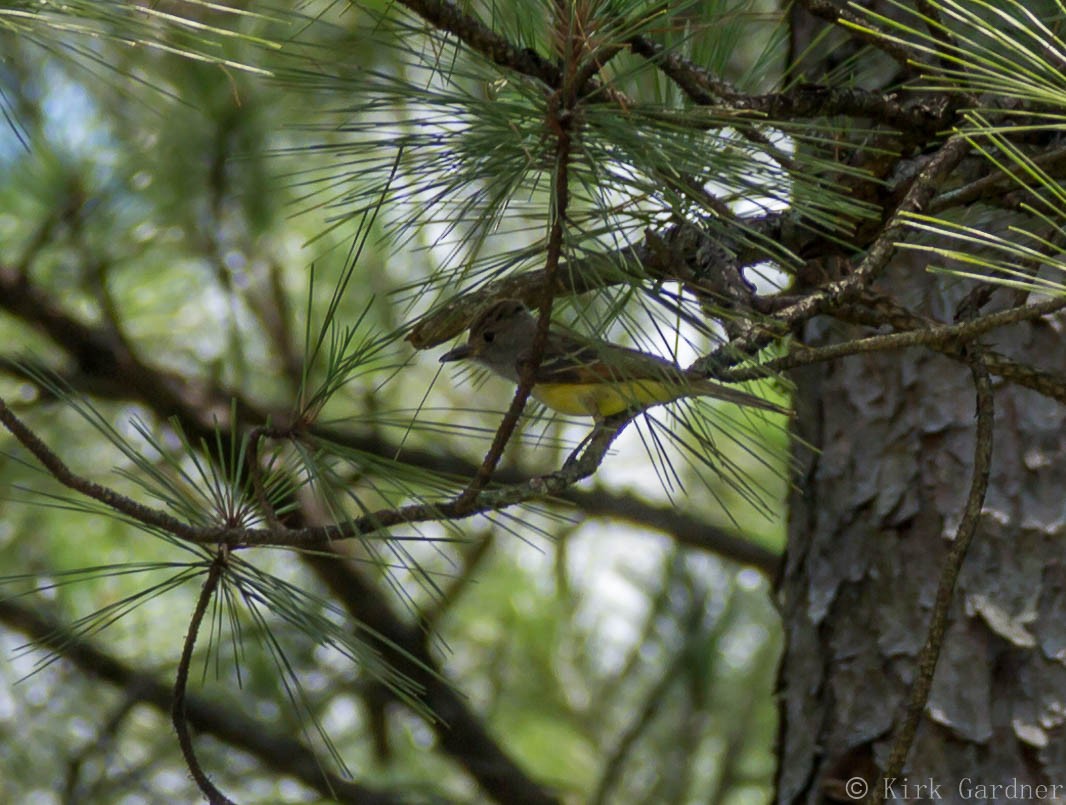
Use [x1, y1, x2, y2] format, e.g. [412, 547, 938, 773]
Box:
[691, 378, 789, 415]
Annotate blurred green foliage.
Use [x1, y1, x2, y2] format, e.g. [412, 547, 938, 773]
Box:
[0, 1, 787, 802]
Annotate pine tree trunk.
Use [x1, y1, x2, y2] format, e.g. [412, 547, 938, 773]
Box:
[776, 7, 1066, 803]
[779, 256, 1066, 801]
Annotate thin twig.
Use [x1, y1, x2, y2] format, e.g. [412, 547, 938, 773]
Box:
[173, 549, 235, 805]
[628, 35, 733, 103]
[794, 0, 921, 72]
[717, 296, 1066, 381]
[870, 347, 994, 803]
[0, 394, 207, 541]
[693, 134, 972, 374]
[929, 144, 1066, 214]
[632, 35, 954, 135]
[828, 299, 1066, 405]
[0, 389, 628, 550]
[454, 9, 578, 508]
[246, 426, 281, 531]
[396, 0, 561, 88]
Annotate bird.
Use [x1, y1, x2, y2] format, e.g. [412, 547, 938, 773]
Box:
[439, 298, 787, 419]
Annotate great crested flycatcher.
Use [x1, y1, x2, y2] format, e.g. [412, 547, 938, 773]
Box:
[439, 299, 786, 419]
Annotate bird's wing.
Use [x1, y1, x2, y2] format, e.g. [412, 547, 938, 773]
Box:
[527, 328, 789, 414]
[531, 330, 683, 385]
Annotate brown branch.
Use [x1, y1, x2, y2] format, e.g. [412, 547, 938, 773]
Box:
[969, 349, 1066, 403]
[0, 382, 627, 547]
[303, 550, 563, 805]
[311, 425, 783, 573]
[718, 296, 1066, 386]
[827, 298, 1066, 405]
[929, 144, 1066, 214]
[731, 87, 947, 132]
[396, 0, 561, 88]
[694, 134, 973, 374]
[629, 36, 947, 133]
[454, 19, 579, 508]
[173, 550, 234, 805]
[628, 35, 732, 104]
[0, 393, 212, 542]
[0, 597, 402, 804]
[871, 347, 995, 803]
[794, 0, 921, 72]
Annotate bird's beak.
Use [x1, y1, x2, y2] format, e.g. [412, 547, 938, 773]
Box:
[440, 344, 472, 363]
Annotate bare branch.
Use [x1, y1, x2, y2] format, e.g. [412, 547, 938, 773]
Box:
[172, 551, 234, 805]
[630, 36, 947, 133]
[794, 0, 922, 71]
[694, 134, 973, 374]
[872, 346, 995, 802]
[396, 0, 561, 87]
[455, 18, 580, 507]
[0, 598, 402, 804]
[718, 296, 1066, 387]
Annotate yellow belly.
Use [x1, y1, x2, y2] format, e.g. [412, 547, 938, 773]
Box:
[532, 380, 681, 417]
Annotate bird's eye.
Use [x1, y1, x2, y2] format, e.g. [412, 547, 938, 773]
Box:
[483, 332, 495, 343]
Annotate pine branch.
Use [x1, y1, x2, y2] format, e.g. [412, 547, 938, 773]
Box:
[173, 550, 234, 805]
[694, 134, 974, 374]
[0, 597, 403, 804]
[719, 296, 1066, 385]
[454, 4, 582, 506]
[396, 0, 561, 87]
[304, 551, 563, 805]
[630, 35, 948, 133]
[0, 390, 627, 549]
[794, 0, 922, 71]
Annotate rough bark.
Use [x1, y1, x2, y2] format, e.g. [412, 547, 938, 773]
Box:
[776, 3, 1066, 800]
[778, 258, 1066, 803]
